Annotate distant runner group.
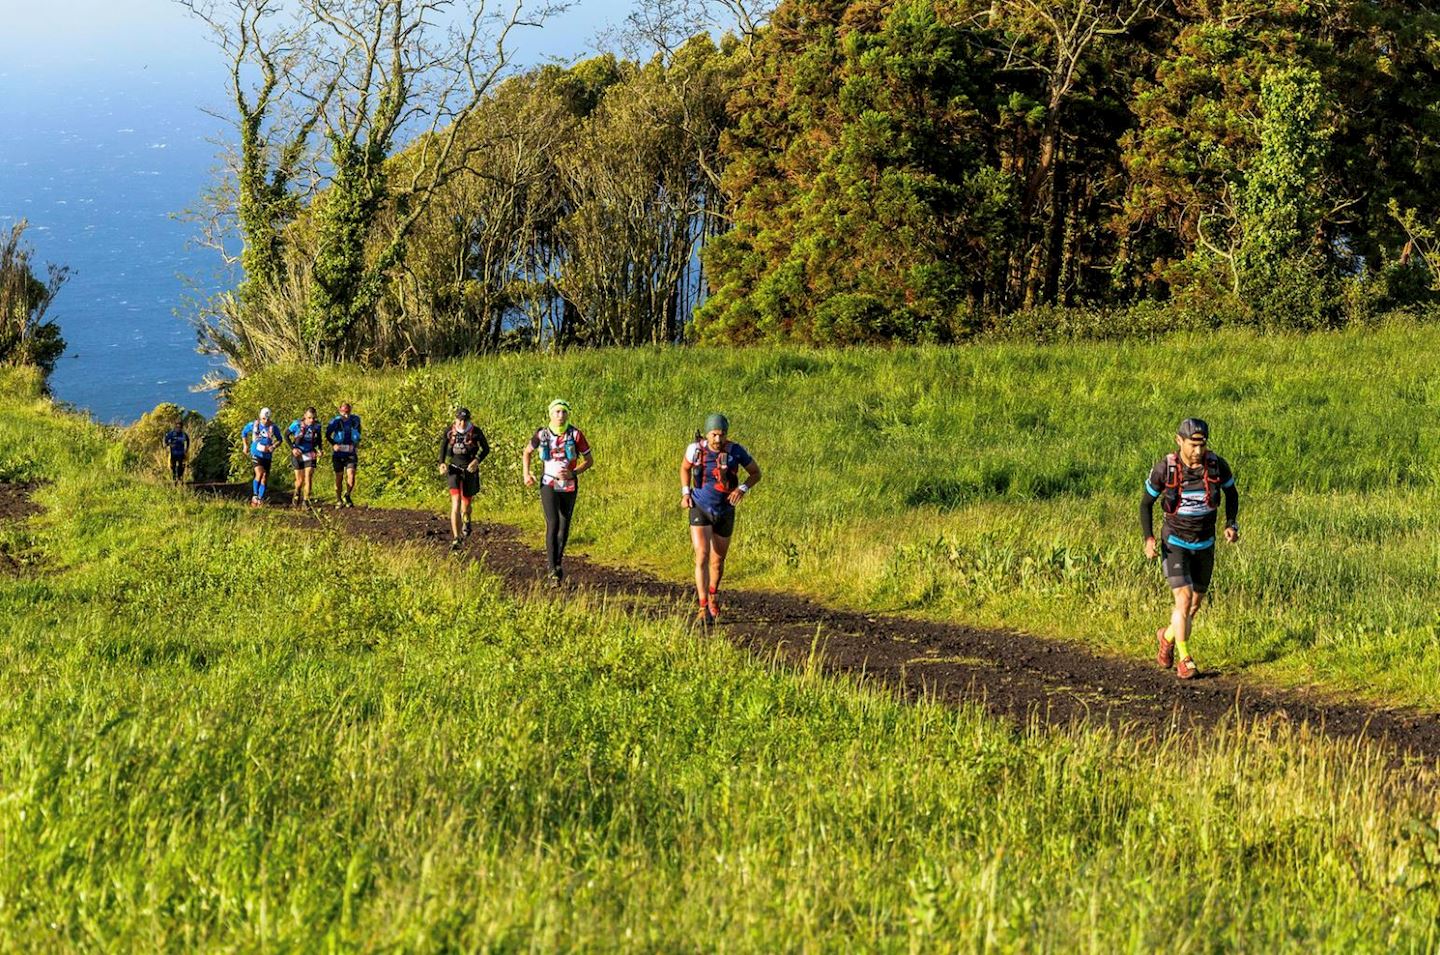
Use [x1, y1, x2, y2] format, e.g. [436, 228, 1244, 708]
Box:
[236, 403, 363, 509]
[166, 400, 1234, 676]
[212, 400, 763, 616]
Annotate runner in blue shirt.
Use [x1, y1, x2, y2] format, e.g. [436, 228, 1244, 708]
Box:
[326, 401, 362, 508]
[161, 419, 190, 482]
[240, 408, 283, 507]
[286, 406, 323, 508]
[680, 413, 761, 624]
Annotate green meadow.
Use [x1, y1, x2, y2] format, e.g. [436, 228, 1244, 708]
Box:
[220, 320, 1440, 710]
[2, 356, 1440, 949]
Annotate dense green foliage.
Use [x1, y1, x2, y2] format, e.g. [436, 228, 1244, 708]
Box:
[3, 371, 1440, 949]
[119, 403, 208, 481]
[195, 0, 1440, 365]
[699, 0, 1440, 340]
[0, 221, 67, 376]
[224, 323, 1440, 708]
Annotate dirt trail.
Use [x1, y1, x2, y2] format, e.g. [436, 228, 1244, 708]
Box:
[0, 483, 41, 575]
[179, 483, 1440, 764]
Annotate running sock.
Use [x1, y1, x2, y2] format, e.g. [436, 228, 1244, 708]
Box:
[251, 479, 259, 498]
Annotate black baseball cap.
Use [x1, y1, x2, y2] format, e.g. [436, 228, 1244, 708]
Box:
[1177, 417, 1209, 440]
[455, 407, 471, 422]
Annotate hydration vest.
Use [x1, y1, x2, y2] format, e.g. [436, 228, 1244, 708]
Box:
[1161, 451, 1222, 515]
[330, 415, 359, 450]
[448, 424, 480, 460]
[539, 427, 577, 463]
[292, 422, 320, 456]
[691, 436, 736, 494]
[252, 421, 275, 455]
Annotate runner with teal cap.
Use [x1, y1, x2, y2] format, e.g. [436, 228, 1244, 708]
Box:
[681, 412, 762, 624]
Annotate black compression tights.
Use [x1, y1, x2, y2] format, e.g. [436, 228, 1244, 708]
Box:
[540, 485, 576, 575]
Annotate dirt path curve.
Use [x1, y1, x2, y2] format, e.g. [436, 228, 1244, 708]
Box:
[197, 484, 1440, 761]
[0, 483, 41, 576]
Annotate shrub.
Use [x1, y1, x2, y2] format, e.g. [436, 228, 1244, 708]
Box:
[120, 403, 207, 479]
[0, 221, 67, 376]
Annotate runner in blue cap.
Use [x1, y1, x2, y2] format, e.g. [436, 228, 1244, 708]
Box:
[681, 413, 762, 624]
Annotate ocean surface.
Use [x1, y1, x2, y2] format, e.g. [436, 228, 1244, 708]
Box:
[0, 58, 230, 422]
[0, 2, 616, 424]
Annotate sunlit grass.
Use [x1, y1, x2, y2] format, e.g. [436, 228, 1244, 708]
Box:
[2, 364, 1439, 948]
[226, 319, 1440, 708]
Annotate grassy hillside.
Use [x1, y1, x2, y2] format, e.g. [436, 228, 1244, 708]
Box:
[4, 371, 1440, 948]
[222, 321, 1440, 709]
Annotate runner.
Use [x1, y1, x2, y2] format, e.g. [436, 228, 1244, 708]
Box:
[681, 413, 761, 624]
[162, 418, 189, 482]
[286, 406, 323, 508]
[240, 408, 283, 507]
[1140, 417, 1240, 679]
[522, 398, 594, 585]
[326, 401, 362, 508]
[437, 407, 490, 550]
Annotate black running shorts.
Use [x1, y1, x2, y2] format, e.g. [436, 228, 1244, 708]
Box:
[1162, 542, 1215, 593]
[332, 452, 358, 472]
[689, 505, 735, 538]
[447, 466, 479, 499]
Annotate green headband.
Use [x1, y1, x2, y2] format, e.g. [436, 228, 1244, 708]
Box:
[548, 399, 571, 414]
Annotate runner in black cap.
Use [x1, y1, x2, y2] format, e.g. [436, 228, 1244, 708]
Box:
[1140, 417, 1239, 679]
[438, 407, 490, 550]
[681, 412, 762, 624]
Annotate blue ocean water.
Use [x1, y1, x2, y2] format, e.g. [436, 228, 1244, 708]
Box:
[0, 59, 230, 422]
[0, 1, 617, 424]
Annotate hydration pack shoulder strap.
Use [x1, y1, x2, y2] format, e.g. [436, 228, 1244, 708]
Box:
[1162, 451, 1221, 513]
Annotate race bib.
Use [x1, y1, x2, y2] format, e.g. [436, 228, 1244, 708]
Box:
[334, 443, 354, 453]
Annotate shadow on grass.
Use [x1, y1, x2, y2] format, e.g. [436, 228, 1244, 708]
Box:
[905, 465, 1093, 510]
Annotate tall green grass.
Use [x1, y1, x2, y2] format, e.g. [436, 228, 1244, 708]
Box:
[225, 321, 1440, 708]
[3, 368, 1440, 949]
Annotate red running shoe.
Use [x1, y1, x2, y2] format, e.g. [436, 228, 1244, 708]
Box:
[708, 591, 720, 621]
[1156, 626, 1174, 669]
[1176, 656, 1198, 680]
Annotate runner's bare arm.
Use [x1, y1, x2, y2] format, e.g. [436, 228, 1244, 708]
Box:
[522, 442, 535, 486]
[727, 461, 762, 506]
[680, 453, 693, 507]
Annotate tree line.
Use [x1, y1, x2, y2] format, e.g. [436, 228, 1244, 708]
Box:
[188, 0, 1440, 368]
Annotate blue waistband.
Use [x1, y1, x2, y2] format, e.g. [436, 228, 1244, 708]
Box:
[1166, 534, 1214, 551]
